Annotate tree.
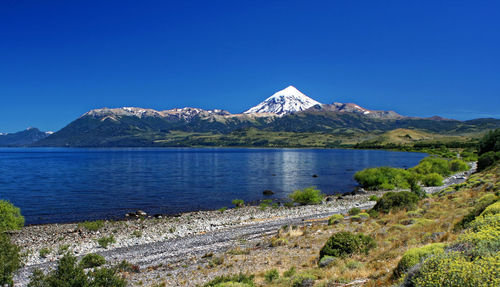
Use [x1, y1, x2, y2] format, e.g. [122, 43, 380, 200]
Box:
[0, 200, 24, 232]
[0, 234, 20, 286]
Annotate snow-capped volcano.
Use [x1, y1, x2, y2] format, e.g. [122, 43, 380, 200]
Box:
[244, 86, 322, 115]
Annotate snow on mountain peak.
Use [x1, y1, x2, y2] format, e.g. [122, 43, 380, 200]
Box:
[244, 86, 322, 115]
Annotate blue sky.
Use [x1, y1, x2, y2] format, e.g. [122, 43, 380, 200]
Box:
[1, 0, 499, 133]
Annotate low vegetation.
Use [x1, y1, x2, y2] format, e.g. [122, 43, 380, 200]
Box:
[289, 186, 324, 205]
[354, 156, 469, 191]
[78, 220, 105, 232]
[80, 253, 106, 269]
[319, 232, 376, 259]
[97, 235, 115, 248]
[28, 253, 126, 287]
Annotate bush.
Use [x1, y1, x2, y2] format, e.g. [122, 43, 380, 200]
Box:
[394, 243, 445, 278]
[477, 151, 500, 171]
[481, 201, 500, 216]
[231, 199, 245, 208]
[449, 159, 469, 172]
[422, 173, 444, 187]
[0, 234, 20, 286]
[39, 247, 51, 258]
[319, 232, 376, 260]
[0, 200, 24, 232]
[328, 214, 344, 225]
[283, 266, 296, 277]
[28, 253, 126, 287]
[367, 209, 379, 218]
[80, 253, 106, 268]
[354, 167, 411, 190]
[291, 272, 317, 287]
[457, 213, 500, 257]
[289, 187, 324, 205]
[97, 235, 115, 248]
[372, 191, 419, 213]
[454, 194, 498, 230]
[203, 273, 255, 287]
[348, 207, 361, 216]
[78, 220, 104, 232]
[410, 157, 452, 176]
[408, 252, 500, 287]
[478, 129, 500, 155]
[368, 195, 379, 201]
[264, 269, 279, 283]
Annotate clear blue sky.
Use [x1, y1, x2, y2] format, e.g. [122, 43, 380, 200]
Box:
[1, 0, 499, 133]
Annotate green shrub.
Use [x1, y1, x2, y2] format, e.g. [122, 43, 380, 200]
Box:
[218, 207, 228, 212]
[368, 195, 379, 201]
[481, 201, 500, 216]
[367, 209, 379, 218]
[289, 187, 324, 205]
[460, 150, 478, 162]
[394, 243, 445, 278]
[28, 253, 125, 287]
[0, 234, 20, 286]
[348, 207, 361, 216]
[39, 247, 51, 258]
[478, 151, 500, 171]
[0, 201, 24, 232]
[264, 269, 279, 283]
[478, 129, 500, 155]
[455, 194, 498, 230]
[409, 252, 500, 287]
[328, 214, 344, 225]
[457, 213, 500, 257]
[372, 191, 419, 213]
[231, 199, 245, 208]
[449, 159, 469, 172]
[78, 220, 104, 232]
[80, 253, 106, 268]
[410, 157, 452, 176]
[283, 266, 296, 277]
[319, 232, 376, 260]
[203, 273, 254, 287]
[422, 173, 444, 187]
[97, 235, 115, 248]
[290, 272, 317, 287]
[354, 167, 411, 190]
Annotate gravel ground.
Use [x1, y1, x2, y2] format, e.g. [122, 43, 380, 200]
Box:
[12, 163, 476, 286]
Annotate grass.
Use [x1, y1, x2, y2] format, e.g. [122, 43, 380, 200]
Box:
[97, 235, 115, 248]
[78, 220, 105, 231]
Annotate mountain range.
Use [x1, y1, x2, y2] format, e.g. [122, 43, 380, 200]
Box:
[0, 128, 52, 147]
[2, 86, 500, 147]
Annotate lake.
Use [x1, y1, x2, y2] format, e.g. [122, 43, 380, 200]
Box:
[0, 148, 426, 224]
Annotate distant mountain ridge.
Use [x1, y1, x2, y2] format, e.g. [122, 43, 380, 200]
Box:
[0, 128, 52, 147]
[22, 85, 500, 147]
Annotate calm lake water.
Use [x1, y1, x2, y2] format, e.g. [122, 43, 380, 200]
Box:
[0, 148, 426, 224]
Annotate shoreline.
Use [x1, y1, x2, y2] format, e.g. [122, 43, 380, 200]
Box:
[12, 164, 475, 286]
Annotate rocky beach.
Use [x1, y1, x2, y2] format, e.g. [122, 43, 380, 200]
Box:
[9, 163, 476, 286]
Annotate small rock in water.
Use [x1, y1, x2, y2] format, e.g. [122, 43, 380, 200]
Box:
[312, 174, 318, 178]
[263, 190, 274, 195]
